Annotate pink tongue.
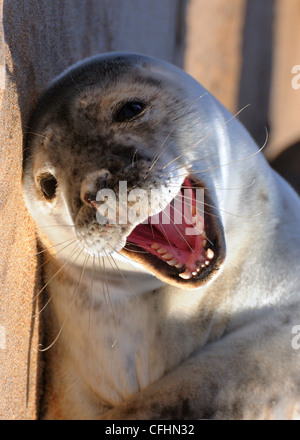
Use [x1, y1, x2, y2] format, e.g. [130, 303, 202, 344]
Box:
[127, 179, 206, 267]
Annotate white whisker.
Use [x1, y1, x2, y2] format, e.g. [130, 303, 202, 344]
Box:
[33, 243, 83, 312]
[146, 93, 208, 177]
[105, 250, 139, 302]
[38, 249, 88, 352]
[161, 127, 268, 179]
[35, 237, 77, 257]
[161, 104, 252, 171]
[102, 255, 118, 349]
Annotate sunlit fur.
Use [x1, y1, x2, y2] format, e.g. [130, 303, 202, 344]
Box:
[23, 53, 300, 420]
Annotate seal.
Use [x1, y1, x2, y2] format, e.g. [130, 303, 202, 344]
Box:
[23, 53, 300, 420]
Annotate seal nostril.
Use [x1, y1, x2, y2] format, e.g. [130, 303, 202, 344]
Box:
[81, 169, 112, 208]
[83, 193, 98, 209]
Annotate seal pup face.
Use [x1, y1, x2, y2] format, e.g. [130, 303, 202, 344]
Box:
[23, 53, 226, 289]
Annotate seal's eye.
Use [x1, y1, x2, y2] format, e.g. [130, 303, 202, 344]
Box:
[114, 101, 145, 122]
[40, 175, 57, 200]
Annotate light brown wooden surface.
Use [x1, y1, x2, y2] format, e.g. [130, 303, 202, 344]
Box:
[184, 0, 247, 113]
[268, 0, 300, 159]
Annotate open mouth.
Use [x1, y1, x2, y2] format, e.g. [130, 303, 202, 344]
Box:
[120, 177, 225, 288]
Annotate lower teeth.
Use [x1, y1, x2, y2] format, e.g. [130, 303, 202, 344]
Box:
[150, 242, 214, 280]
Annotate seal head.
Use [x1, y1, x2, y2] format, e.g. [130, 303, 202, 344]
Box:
[23, 53, 226, 288]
